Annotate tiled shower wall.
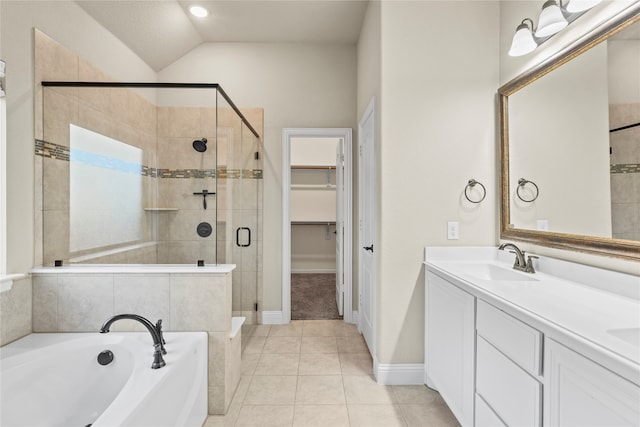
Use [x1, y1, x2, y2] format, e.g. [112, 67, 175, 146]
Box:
[35, 30, 159, 266]
[35, 30, 264, 278]
[155, 106, 217, 264]
[609, 103, 640, 241]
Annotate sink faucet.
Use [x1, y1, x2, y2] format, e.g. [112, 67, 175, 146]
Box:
[498, 243, 537, 273]
[100, 314, 166, 369]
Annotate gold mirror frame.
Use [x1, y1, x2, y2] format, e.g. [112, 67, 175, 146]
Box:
[499, 3, 640, 261]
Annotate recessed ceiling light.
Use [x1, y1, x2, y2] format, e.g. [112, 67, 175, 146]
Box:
[189, 5, 209, 18]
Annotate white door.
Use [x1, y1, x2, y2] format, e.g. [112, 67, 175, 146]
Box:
[359, 100, 376, 355]
[336, 139, 344, 316]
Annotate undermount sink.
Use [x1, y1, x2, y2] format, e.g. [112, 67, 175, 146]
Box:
[457, 263, 539, 282]
[607, 328, 640, 347]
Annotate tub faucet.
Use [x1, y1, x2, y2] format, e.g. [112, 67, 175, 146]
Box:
[498, 243, 536, 273]
[100, 314, 166, 369]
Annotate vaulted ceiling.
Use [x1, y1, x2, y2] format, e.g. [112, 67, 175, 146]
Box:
[76, 0, 369, 71]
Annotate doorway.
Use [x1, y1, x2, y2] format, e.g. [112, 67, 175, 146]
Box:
[282, 128, 353, 324]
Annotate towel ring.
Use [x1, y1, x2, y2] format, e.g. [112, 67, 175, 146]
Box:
[517, 178, 539, 202]
[464, 179, 486, 204]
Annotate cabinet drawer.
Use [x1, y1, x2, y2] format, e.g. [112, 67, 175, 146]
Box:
[476, 336, 542, 427]
[477, 299, 542, 376]
[475, 394, 506, 427]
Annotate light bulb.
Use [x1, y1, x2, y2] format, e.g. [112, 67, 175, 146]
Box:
[509, 21, 537, 57]
[535, 0, 568, 38]
[189, 5, 209, 18]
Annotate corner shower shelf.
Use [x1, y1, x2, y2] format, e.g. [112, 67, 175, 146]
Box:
[144, 208, 179, 211]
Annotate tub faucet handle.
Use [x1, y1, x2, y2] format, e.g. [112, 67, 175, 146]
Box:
[152, 343, 166, 369]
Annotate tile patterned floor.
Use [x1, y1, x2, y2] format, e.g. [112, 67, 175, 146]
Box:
[204, 320, 460, 427]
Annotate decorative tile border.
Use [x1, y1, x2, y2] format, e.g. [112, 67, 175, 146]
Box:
[35, 139, 263, 179]
[611, 164, 640, 174]
[35, 139, 69, 162]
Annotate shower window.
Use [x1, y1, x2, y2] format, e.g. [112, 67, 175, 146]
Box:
[69, 125, 144, 254]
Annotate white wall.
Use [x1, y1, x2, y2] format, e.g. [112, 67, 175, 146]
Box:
[159, 43, 357, 311]
[1, 1, 155, 273]
[375, 1, 500, 364]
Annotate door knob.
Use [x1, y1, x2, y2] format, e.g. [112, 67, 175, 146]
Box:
[363, 245, 373, 252]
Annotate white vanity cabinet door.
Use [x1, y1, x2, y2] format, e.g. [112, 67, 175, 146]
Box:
[425, 272, 475, 427]
[475, 394, 506, 427]
[476, 336, 542, 427]
[545, 339, 640, 427]
[477, 300, 543, 377]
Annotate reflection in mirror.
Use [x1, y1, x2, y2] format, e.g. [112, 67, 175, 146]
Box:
[608, 23, 640, 241]
[508, 41, 611, 238]
[509, 22, 639, 239]
[499, 4, 640, 260]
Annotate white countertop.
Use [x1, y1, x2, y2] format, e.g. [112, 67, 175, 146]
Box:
[424, 247, 640, 385]
[31, 264, 236, 274]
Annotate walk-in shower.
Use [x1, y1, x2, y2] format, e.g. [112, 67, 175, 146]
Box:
[37, 82, 263, 324]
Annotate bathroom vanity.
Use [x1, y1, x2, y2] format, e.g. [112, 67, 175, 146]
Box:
[424, 247, 640, 427]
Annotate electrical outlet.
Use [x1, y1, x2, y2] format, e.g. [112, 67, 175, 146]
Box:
[447, 221, 459, 240]
[537, 219, 549, 231]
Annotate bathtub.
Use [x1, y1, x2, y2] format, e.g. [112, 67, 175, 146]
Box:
[0, 332, 207, 427]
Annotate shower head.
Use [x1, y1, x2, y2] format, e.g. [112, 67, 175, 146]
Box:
[193, 138, 208, 153]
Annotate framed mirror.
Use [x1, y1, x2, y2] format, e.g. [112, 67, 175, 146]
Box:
[499, 3, 640, 261]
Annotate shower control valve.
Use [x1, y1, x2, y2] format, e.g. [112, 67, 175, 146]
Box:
[193, 189, 215, 210]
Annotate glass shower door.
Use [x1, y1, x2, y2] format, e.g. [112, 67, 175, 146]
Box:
[216, 93, 262, 324]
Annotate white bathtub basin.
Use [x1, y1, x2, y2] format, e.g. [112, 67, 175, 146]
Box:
[0, 332, 207, 427]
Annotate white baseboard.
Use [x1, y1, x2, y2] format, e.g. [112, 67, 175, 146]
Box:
[261, 311, 286, 324]
[352, 310, 359, 329]
[374, 359, 425, 385]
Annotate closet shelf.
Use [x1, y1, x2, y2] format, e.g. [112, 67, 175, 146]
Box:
[291, 165, 336, 170]
[292, 221, 336, 225]
[291, 184, 336, 190]
[144, 208, 179, 211]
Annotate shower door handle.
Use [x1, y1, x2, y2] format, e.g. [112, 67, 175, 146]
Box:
[236, 227, 251, 247]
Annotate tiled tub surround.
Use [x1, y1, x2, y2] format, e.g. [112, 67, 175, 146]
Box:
[0, 276, 32, 347]
[31, 265, 240, 415]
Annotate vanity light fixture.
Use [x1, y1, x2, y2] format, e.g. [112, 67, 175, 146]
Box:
[508, 0, 601, 57]
[189, 5, 209, 18]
